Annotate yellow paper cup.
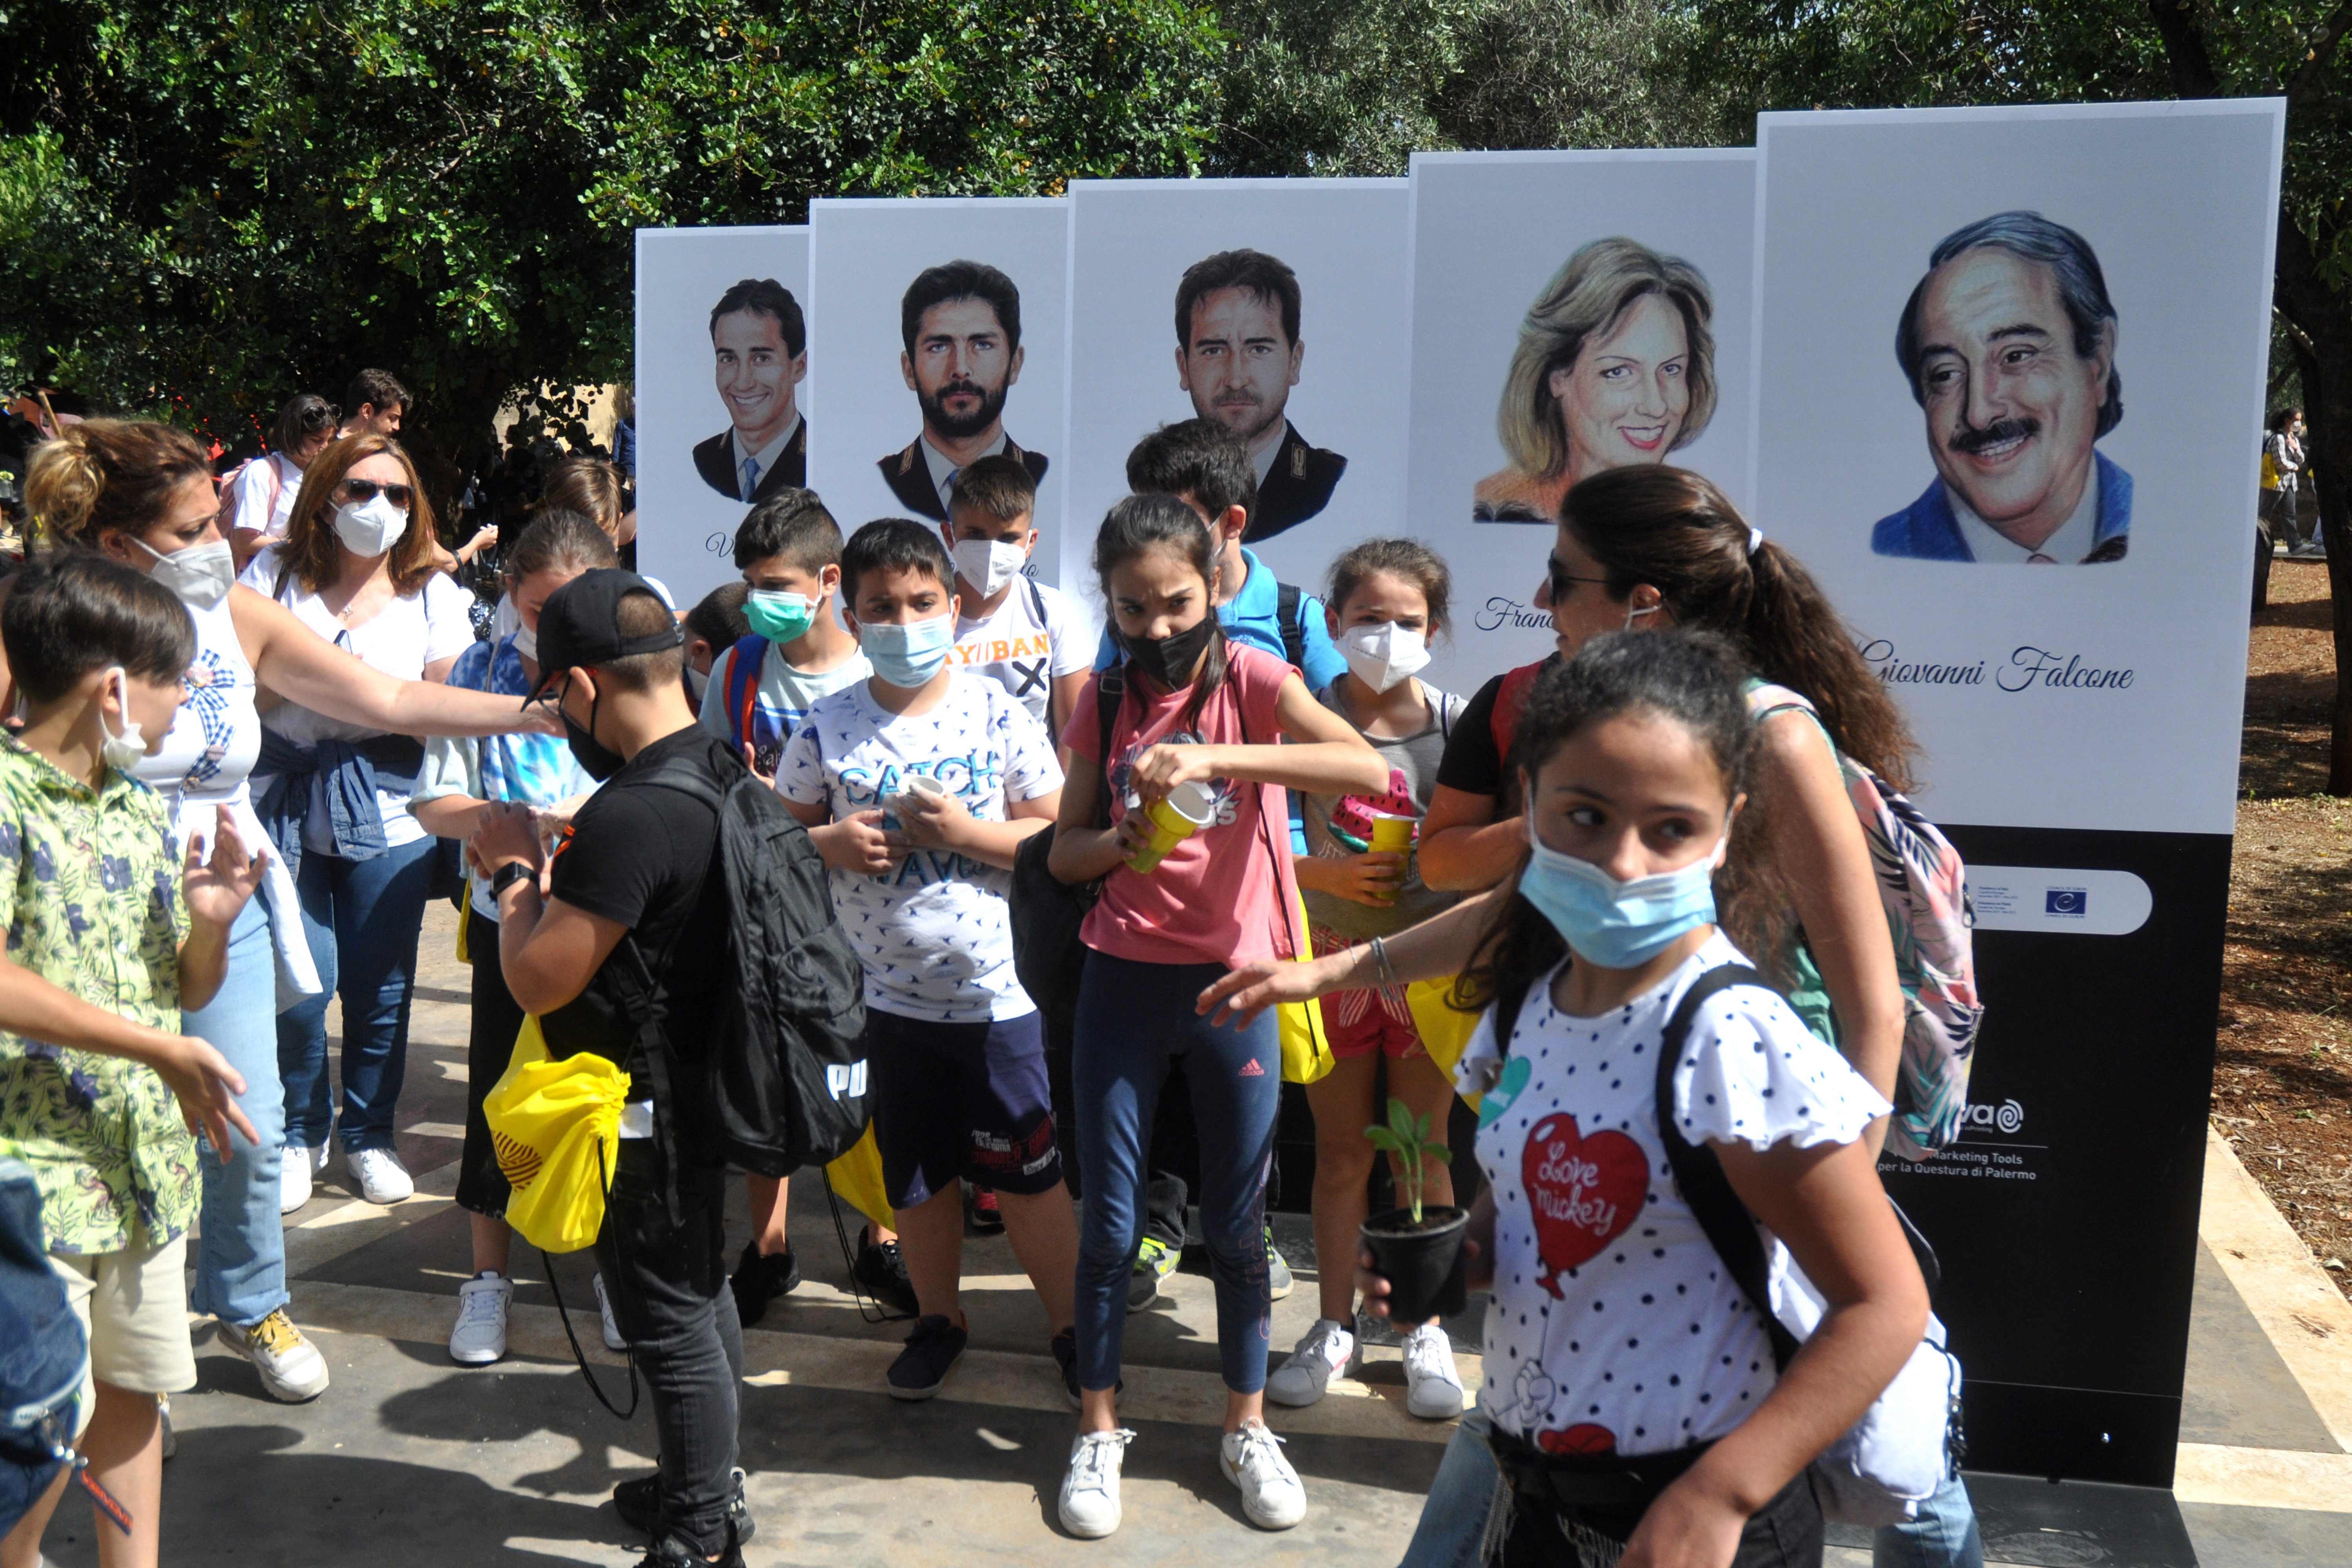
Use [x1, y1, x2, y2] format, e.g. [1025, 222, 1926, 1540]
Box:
[1127, 781, 1215, 875]
[1366, 811, 1415, 903]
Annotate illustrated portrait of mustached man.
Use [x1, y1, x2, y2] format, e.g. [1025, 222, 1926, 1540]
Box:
[1873, 211, 2129, 564]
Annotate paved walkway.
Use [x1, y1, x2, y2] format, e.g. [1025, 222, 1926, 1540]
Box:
[31, 905, 2352, 1565]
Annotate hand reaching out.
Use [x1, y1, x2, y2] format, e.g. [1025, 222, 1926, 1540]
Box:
[157, 1033, 259, 1160]
[183, 806, 267, 931]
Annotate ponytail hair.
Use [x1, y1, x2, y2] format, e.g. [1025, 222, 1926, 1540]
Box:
[504, 508, 617, 586]
[1453, 629, 1754, 1017]
[24, 419, 213, 550]
[1559, 465, 1915, 791]
[1091, 492, 1230, 730]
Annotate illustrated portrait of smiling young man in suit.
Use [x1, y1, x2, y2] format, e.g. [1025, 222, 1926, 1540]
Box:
[693, 276, 809, 505]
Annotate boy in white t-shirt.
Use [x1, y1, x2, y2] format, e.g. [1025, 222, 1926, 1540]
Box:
[697, 487, 870, 781]
[776, 519, 1082, 1403]
[693, 488, 900, 1325]
[941, 453, 1090, 743]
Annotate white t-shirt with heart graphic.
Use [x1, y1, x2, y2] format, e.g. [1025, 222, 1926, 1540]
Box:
[1456, 931, 1887, 1459]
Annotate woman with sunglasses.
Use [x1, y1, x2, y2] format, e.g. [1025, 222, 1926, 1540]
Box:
[241, 434, 484, 1218]
[18, 418, 553, 1409]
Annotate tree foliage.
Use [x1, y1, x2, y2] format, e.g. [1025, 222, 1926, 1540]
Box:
[0, 0, 1224, 461]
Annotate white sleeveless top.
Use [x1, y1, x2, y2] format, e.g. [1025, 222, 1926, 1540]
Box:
[132, 590, 319, 1005]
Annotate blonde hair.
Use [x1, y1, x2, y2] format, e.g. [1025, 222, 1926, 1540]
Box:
[278, 434, 441, 595]
[539, 456, 625, 541]
[24, 419, 212, 549]
[1496, 237, 1716, 481]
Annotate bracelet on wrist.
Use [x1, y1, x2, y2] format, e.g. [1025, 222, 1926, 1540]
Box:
[490, 860, 536, 899]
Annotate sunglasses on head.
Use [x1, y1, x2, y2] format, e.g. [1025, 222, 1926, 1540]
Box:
[339, 478, 413, 509]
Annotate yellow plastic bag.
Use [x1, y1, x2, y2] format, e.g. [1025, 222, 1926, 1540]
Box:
[822, 1124, 896, 1232]
[1276, 888, 1334, 1086]
[484, 1017, 630, 1253]
[1406, 978, 1483, 1078]
[454, 898, 471, 965]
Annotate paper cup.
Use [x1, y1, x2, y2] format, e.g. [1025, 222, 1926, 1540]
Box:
[1126, 781, 1215, 875]
[1367, 812, 1415, 902]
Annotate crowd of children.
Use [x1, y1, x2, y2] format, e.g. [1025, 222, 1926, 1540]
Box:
[0, 407, 1979, 1568]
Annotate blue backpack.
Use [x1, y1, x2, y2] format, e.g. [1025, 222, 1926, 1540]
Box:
[0, 1159, 85, 1537]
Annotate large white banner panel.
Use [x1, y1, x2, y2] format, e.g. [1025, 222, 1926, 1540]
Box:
[1061, 178, 1410, 606]
[1405, 150, 1758, 693]
[1751, 103, 2285, 835]
[632, 225, 810, 608]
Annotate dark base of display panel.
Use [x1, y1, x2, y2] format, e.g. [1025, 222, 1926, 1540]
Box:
[1829, 1472, 2198, 1566]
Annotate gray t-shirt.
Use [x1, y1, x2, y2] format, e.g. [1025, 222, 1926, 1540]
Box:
[1301, 679, 1466, 942]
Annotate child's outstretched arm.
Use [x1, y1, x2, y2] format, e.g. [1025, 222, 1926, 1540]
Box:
[178, 806, 267, 1011]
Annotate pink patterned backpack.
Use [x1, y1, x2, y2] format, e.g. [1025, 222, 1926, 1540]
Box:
[1750, 684, 1981, 1160]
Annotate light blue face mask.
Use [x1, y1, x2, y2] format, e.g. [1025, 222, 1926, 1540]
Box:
[1517, 814, 1726, 969]
[859, 614, 956, 688]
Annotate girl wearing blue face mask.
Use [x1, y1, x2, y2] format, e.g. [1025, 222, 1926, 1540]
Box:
[1377, 632, 1924, 1568]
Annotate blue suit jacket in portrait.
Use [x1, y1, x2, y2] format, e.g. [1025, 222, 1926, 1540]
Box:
[1870, 452, 2132, 563]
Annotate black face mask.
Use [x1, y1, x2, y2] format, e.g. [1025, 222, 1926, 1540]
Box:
[560, 684, 626, 781]
[1120, 616, 1218, 690]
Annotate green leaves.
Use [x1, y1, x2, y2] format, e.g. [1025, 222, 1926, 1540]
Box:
[1363, 1094, 1451, 1225]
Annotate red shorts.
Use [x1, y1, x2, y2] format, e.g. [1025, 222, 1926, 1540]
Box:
[1312, 929, 1425, 1062]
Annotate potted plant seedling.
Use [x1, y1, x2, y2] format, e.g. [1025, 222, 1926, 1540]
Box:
[1359, 1096, 1468, 1323]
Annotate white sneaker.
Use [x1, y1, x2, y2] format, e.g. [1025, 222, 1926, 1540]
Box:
[449, 1272, 513, 1365]
[1401, 1322, 1466, 1419]
[1265, 1317, 1356, 1408]
[279, 1146, 313, 1214]
[346, 1147, 413, 1205]
[1058, 1428, 1134, 1539]
[1220, 1419, 1306, 1530]
[218, 1309, 330, 1402]
[593, 1272, 627, 1352]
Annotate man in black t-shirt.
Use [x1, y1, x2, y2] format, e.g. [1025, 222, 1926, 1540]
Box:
[470, 569, 751, 1568]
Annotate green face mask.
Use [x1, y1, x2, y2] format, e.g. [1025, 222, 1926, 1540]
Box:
[744, 588, 818, 643]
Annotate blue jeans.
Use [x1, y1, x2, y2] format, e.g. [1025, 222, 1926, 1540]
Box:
[1073, 949, 1279, 1395]
[1403, 1410, 1982, 1568]
[186, 897, 289, 1330]
[278, 836, 436, 1153]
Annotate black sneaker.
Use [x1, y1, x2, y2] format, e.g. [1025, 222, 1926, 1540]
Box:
[887, 1314, 968, 1401]
[728, 1240, 801, 1328]
[613, 1466, 755, 1544]
[635, 1528, 745, 1568]
[853, 1233, 921, 1317]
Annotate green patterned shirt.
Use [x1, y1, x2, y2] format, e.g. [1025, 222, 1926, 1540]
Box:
[0, 734, 194, 1254]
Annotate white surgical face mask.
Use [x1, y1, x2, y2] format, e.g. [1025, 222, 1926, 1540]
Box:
[133, 536, 236, 610]
[513, 625, 539, 662]
[952, 537, 1027, 600]
[332, 492, 410, 558]
[1338, 621, 1431, 694]
[99, 667, 147, 771]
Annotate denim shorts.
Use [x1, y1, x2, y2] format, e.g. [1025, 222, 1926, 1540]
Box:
[869, 1007, 1062, 1208]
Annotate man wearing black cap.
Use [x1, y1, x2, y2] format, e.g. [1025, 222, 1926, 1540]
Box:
[468, 569, 755, 1568]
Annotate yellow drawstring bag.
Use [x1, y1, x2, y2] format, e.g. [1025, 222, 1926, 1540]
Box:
[485, 1017, 630, 1253]
[1406, 977, 1483, 1080]
[454, 899, 471, 964]
[1275, 886, 1334, 1086]
[822, 1124, 896, 1232]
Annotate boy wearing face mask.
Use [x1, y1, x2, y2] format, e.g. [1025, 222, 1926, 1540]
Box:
[696, 488, 868, 784]
[773, 519, 1080, 1404]
[692, 490, 908, 1325]
[940, 454, 1090, 744]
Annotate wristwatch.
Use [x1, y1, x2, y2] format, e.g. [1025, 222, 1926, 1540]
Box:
[490, 860, 535, 900]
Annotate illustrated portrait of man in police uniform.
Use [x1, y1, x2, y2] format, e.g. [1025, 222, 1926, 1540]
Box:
[1173, 248, 1345, 544]
[692, 277, 808, 505]
[1873, 211, 2131, 564]
[877, 260, 1048, 522]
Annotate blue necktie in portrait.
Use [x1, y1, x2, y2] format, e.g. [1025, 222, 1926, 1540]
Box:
[741, 456, 761, 502]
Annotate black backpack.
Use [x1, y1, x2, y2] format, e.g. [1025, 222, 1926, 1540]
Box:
[611, 741, 870, 1181]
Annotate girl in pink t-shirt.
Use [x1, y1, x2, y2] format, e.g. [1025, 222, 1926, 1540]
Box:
[1047, 493, 1385, 1540]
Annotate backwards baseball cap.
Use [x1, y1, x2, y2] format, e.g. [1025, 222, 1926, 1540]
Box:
[525, 568, 684, 701]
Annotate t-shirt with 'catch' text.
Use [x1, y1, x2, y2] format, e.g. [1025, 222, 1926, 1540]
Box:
[1457, 931, 1886, 1459]
[775, 674, 1061, 1023]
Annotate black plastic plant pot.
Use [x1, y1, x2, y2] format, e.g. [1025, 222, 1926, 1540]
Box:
[1361, 1204, 1468, 1323]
